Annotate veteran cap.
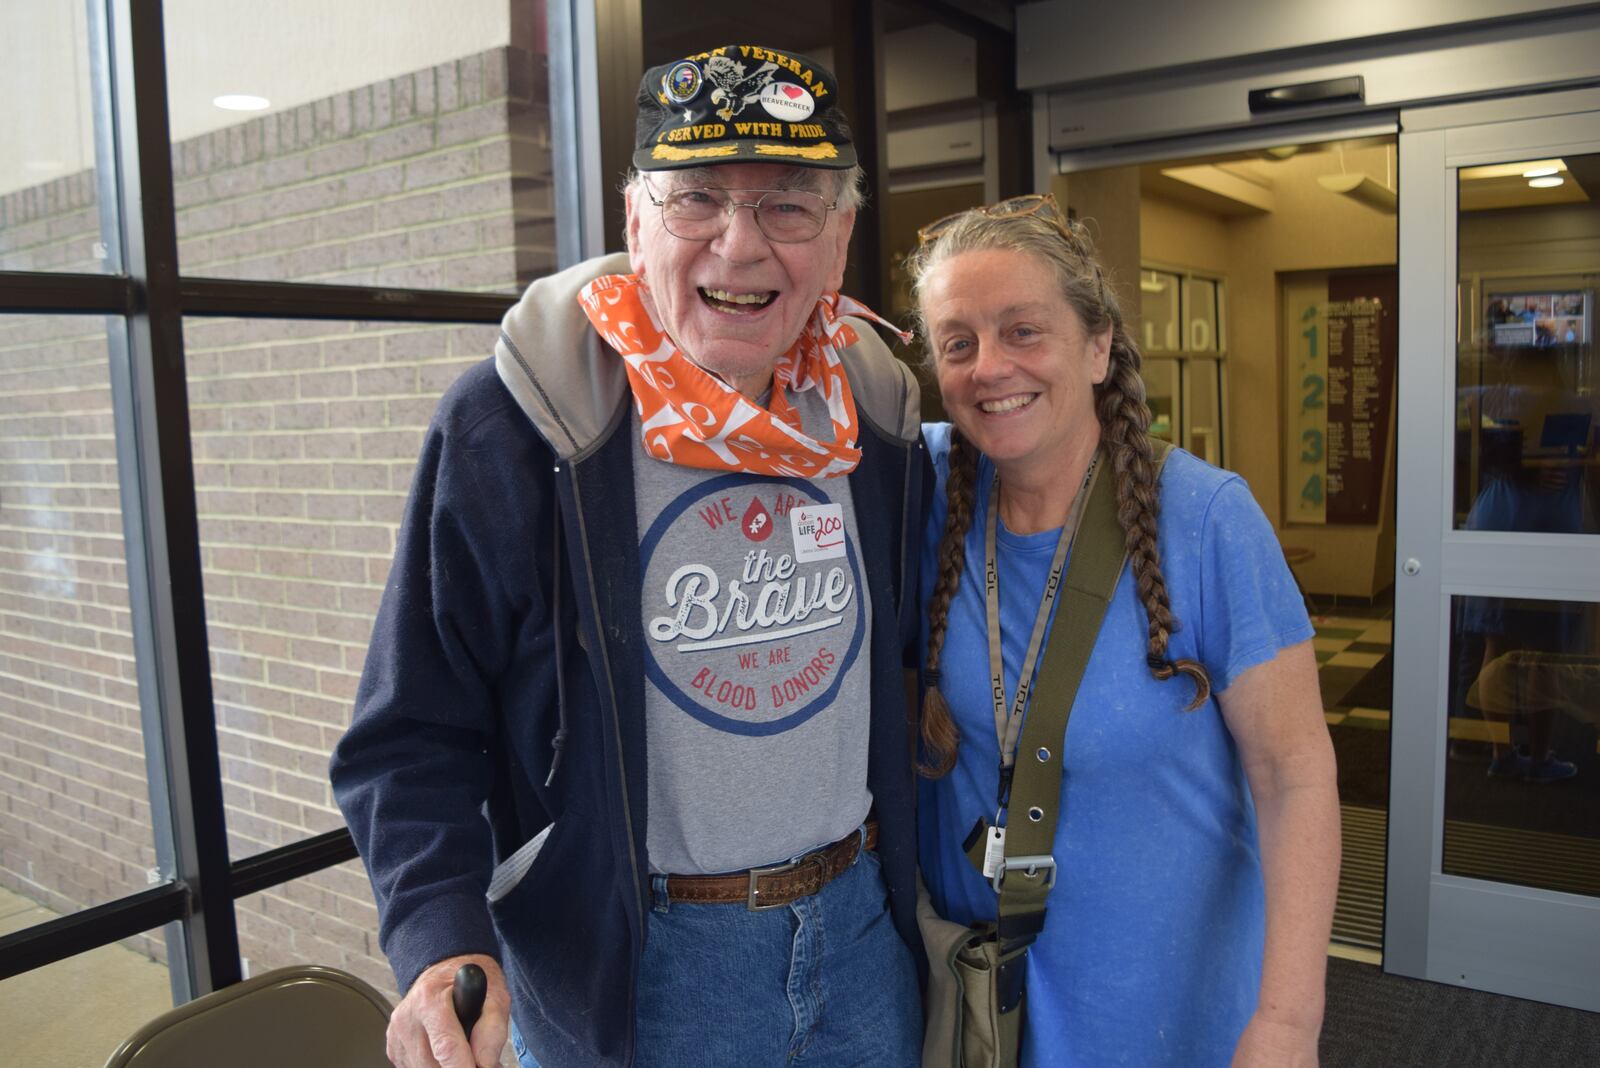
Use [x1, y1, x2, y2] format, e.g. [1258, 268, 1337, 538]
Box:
[634, 45, 855, 171]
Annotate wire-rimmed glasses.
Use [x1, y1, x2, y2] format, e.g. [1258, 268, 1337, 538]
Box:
[645, 183, 837, 243]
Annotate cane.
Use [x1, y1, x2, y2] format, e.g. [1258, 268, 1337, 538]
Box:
[453, 963, 487, 1040]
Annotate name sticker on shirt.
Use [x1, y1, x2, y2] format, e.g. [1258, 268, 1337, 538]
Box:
[791, 503, 846, 563]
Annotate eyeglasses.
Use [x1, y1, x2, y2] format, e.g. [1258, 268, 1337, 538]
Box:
[916, 192, 1075, 246]
[645, 183, 837, 244]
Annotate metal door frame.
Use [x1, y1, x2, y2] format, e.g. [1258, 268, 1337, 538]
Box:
[1388, 86, 1600, 1010]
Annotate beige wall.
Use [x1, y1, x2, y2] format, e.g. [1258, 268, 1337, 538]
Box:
[1139, 146, 1399, 597]
[1140, 194, 1228, 275]
[1053, 167, 1143, 327]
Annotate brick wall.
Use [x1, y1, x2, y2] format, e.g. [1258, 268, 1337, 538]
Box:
[0, 43, 554, 1004]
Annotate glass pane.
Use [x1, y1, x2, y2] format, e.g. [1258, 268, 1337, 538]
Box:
[1184, 358, 1223, 467]
[234, 860, 395, 998]
[163, 2, 553, 292]
[184, 317, 495, 856]
[232, 866, 521, 1066]
[1143, 356, 1178, 444]
[0, 900, 172, 1063]
[0, 4, 117, 273]
[0, 315, 158, 914]
[1183, 275, 1219, 352]
[1455, 152, 1599, 534]
[1445, 594, 1600, 896]
[1139, 269, 1181, 353]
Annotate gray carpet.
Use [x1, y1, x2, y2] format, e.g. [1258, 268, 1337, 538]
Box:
[1321, 958, 1600, 1066]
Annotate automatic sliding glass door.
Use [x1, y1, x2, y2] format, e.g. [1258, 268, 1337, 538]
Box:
[1390, 89, 1600, 1010]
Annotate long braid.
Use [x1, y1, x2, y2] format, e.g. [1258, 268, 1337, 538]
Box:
[1095, 324, 1211, 710]
[918, 429, 977, 777]
[907, 205, 1215, 781]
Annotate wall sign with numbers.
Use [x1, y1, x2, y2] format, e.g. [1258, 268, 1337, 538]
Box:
[1281, 269, 1398, 525]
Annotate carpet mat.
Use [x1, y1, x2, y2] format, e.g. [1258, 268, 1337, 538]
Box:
[1321, 957, 1600, 1066]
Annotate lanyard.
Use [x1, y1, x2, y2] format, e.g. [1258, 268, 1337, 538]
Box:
[984, 457, 1099, 802]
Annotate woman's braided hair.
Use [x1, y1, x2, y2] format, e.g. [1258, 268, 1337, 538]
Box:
[907, 205, 1210, 779]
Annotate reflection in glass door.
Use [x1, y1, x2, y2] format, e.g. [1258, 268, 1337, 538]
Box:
[1449, 153, 1600, 890]
[1392, 93, 1600, 1011]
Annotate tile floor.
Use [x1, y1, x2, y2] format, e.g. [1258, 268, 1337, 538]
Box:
[0, 885, 172, 1068]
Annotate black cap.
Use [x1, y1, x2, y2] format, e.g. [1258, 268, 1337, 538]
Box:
[634, 45, 856, 172]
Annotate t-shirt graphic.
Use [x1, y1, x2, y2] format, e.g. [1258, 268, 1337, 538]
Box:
[640, 472, 865, 736]
[633, 390, 873, 876]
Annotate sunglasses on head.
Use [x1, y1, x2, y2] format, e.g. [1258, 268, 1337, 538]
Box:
[915, 192, 1079, 246]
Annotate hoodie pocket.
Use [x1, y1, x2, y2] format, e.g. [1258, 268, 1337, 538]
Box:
[487, 822, 554, 904]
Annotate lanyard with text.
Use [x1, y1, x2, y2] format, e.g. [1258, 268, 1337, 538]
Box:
[983, 456, 1100, 800]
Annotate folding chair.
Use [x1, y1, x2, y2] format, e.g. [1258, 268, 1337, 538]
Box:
[102, 964, 392, 1068]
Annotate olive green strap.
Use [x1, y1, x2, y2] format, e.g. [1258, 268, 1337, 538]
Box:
[991, 442, 1174, 1052]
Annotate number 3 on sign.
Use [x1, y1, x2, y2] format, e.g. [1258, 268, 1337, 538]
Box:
[1301, 428, 1324, 462]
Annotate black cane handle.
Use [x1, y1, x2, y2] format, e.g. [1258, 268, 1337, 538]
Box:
[452, 963, 487, 1038]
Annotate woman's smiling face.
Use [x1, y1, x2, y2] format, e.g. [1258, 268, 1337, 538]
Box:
[922, 247, 1111, 476]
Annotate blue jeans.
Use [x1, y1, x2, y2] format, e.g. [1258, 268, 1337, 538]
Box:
[512, 846, 921, 1067]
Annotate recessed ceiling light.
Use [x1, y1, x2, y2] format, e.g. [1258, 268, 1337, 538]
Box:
[213, 94, 270, 111]
[1528, 176, 1565, 189]
[1522, 165, 1560, 178]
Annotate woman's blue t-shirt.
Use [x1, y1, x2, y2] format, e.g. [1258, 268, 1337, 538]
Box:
[917, 424, 1315, 1068]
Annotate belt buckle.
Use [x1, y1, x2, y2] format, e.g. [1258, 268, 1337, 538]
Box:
[746, 858, 800, 911]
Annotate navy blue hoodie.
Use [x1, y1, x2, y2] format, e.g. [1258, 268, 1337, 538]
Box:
[331, 254, 927, 1067]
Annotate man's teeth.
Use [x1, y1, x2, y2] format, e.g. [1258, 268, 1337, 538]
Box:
[701, 287, 774, 306]
[980, 395, 1036, 413]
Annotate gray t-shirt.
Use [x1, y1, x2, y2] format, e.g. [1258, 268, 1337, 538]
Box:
[633, 386, 873, 875]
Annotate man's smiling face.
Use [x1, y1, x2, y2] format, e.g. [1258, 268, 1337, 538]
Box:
[625, 163, 855, 398]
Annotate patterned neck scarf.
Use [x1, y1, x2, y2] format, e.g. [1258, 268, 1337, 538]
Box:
[578, 272, 909, 478]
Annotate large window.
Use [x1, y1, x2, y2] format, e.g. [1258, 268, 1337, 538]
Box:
[0, 2, 575, 1060]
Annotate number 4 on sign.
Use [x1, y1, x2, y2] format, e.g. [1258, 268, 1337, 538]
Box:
[1301, 474, 1324, 506]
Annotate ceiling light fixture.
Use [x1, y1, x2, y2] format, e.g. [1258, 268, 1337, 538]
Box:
[1522, 165, 1560, 178]
[1317, 173, 1397, 214]
[213, 94, 270, 111]
[1527, 176, 1565, 189]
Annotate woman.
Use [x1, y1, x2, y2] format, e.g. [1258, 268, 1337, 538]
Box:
[909, 195, 1340, 1066]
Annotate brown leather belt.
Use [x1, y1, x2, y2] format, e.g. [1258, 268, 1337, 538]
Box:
[664, 821, 878, 911]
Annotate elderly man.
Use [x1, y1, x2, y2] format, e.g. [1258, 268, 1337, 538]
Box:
[332, 44, 925, 1068]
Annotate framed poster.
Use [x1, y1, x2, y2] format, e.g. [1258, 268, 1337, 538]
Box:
[1282, 269, 1398, 525]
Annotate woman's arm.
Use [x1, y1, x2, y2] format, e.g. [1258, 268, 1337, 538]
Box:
[1217, 638, 1341, 1067]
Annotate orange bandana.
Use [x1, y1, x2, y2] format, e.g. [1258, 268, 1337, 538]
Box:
[578, 273, 909, 478]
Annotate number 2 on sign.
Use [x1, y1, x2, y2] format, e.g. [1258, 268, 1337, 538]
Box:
[1302, 374, 1325, 410]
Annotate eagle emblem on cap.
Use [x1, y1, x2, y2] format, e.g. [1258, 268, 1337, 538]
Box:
[704, 56, 778, 121]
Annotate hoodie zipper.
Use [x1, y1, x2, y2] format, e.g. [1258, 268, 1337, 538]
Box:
[562, 460, 645, 1061]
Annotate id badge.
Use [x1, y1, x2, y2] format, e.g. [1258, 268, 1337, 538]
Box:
[981, 824, 1007, 880]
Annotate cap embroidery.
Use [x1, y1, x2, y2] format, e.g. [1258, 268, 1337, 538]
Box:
[652, 143, 741, 161]
[705, 57, 778, 121]
[755, 142, 839, 160]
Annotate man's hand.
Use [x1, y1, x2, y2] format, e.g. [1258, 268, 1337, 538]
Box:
[386, 954, 511, 1068]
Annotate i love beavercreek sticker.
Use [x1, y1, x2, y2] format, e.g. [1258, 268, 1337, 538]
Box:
[640, 473, 864, 736]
